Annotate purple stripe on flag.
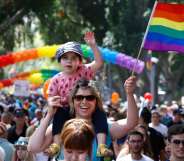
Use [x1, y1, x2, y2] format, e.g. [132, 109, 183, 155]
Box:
[144, 40, 184, 54]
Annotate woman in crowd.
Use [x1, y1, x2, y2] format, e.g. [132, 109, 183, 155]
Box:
[28, 76, 138, 161]
[135, 124, 154, 158]
[13, 137, 33, 161]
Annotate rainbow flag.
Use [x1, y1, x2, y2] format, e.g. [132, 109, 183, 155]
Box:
[144, 2, 184, 53]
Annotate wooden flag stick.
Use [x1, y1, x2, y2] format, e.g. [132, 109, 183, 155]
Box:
[131, 0, 158, 76]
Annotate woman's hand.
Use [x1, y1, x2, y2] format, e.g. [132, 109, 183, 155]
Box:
[84, 31, 96, 46]
[124, 76, 137, 95]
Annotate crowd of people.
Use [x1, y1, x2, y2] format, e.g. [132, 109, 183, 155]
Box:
[0, 32, 183, 161]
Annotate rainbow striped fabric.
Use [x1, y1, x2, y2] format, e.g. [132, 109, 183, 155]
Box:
[144, 2, 184, 53]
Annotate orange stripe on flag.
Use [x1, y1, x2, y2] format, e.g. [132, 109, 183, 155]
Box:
[154, 10, 184, 22]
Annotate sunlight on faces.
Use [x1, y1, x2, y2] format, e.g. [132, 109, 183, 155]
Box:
[128, 135, 144, 153]
[16, 146, 28, 159]
[169, 134, 184, 159]
[60, 52, 82, 74]
[60, 119, 94, 161]
[135, 126, 147, 142]
[151, 112, 160, 125]
[14, 116, 26, 126]
[63, 149, 88, 161]
[73, 88, 96, 119]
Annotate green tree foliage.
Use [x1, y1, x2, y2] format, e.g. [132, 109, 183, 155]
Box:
[0, 0, 184, 101]
[0, 0, 59, 50]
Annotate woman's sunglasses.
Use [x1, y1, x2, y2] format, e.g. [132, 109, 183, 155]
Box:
[74, 95, 96, 101]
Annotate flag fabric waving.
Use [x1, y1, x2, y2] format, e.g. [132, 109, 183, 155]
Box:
[144, 2, 184, 53]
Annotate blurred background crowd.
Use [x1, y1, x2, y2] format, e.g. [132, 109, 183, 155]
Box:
[0, 90, 183, 161]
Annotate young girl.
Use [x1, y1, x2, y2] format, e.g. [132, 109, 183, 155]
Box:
[47, 32, 112, 157]
[59, 118, 95, 161]
[13, 137, 34, 161]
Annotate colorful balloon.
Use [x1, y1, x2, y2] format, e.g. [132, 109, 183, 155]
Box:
[0, 44, 145, 73]
[27, 73, 44, 85]
[111, 92, 120, 104]
[43, 79, 51, 99]
[0, 69, 59, 88]
[144, 92, 153, 101]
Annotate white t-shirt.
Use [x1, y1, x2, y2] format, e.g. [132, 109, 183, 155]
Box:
[116, 154, 154, 161]
[33, 152, 49, 161]
[149, 123, 168, 137]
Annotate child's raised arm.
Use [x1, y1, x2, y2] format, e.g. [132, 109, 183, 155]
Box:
[84, 31, 103, 71]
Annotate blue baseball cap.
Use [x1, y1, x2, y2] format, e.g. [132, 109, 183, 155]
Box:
[55, 42, 83, 62]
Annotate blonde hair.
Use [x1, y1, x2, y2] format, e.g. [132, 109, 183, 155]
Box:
[60, 118, 95, 158]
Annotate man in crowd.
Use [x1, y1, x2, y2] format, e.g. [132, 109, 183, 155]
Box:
[149, 110, 168, 138]
[7, 109, 28, 143]
[116, 130, 153, 161]
[167, 124, 184, 161]
[139, 107, 166, 161]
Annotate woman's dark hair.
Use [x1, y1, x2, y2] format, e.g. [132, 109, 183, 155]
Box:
[140, 107, 151, 124]
[135, 124, 154, 159]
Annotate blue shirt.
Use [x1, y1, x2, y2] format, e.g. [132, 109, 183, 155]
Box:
[0, 138, 15, 161]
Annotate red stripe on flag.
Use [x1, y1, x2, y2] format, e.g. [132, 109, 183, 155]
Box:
[156, 2, 184, 15]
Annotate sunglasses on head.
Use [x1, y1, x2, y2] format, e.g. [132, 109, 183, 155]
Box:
[172, 139, 184, 146]
[74, 95, 96, 101]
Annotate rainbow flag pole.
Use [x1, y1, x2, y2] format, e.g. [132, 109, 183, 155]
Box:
[143, 1, 184, 53]
[131, 0, 158, 75]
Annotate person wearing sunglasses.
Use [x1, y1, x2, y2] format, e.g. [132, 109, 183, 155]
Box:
[167, 124, 184, 161]
[28, 76, 138, 161]
[46, 32, 112, 158]
[13, 137, 33, 161]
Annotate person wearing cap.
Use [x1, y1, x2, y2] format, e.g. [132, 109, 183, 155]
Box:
[171, 109, 184, 126]
[13, 137, 33, 161]
[7, 109, 28, 144]
[28, 76, 138, 161]
[30, 108, 43, 127]
[149, 110, 168, 138]
[47, 32, 111, 157]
